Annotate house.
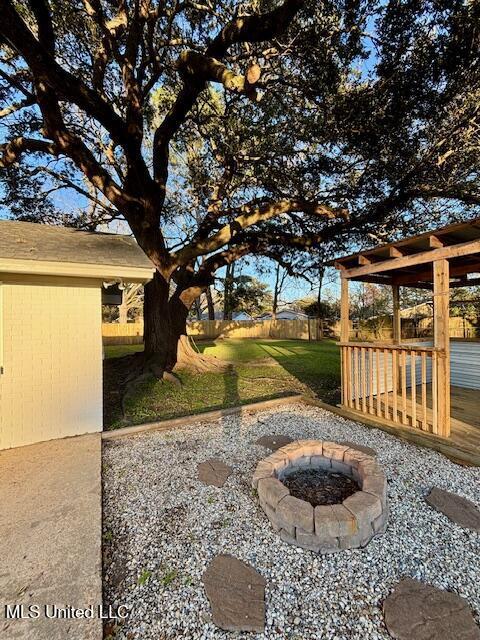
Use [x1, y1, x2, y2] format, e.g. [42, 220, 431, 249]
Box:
[400, 302, 433, 318]
[232, 311, 253, 321]
[258, 309, 309, 320]
[0, 220, 154, 450]
[194, 311, 253, 321]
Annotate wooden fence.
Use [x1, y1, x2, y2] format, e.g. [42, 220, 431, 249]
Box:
[102, 322, 144, 344]
[339, 316, 480, 342]
[102, 316, 480, 345]
[102, 318, 325, 345]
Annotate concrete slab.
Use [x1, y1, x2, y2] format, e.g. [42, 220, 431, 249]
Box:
[0, 434, 102, 640]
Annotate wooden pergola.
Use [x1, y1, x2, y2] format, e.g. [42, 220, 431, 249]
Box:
[333, 217, 480, 444]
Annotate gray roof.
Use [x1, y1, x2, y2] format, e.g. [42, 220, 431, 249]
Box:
[0, 220, 153, 269]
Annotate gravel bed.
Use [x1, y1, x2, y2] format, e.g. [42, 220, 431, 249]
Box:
[102, 403, 480, 639]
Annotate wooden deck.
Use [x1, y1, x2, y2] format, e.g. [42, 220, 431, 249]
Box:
[332, 384, 480, 466]
[378, 384, 480, 450]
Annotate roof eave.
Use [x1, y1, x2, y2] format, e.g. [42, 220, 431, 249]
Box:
[0, 257, 155, 283]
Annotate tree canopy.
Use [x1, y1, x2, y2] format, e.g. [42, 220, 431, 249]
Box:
[1, 0, 480, 373]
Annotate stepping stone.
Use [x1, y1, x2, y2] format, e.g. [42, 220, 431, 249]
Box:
[383, 578, 480, 640]
[203, 554, 266, 632]
[426, 487, 480, 532]
[255, 435, 293, 451]
[197, 459, 232, 488]
[340, 441, 377, 457]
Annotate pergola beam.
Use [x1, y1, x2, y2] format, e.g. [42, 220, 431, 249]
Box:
[341, 238, 480, 279]
[340, 275, 350, 342]
[450, 276, 480, 287]
[429, 235, 445, 249]
[389, 246, 404, 258]
[390, 259, 480, 286]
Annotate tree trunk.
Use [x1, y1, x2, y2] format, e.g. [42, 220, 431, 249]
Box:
[223, 262, 235, 320]
[223, 263, 231, 319]
[317, 263, 325, 340]
[119, 301, 128, 324]
[206, 285, 215, 320]
[317, 264, 324, 310]
[193, 297, 202, 320]
[142, 270, 229, 378]
[170, 289, 229, 373]
[272, 263, 280, 319]
[143, 270, 178, 375]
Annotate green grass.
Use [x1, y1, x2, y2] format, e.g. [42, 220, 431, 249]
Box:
[104, 343, 144, 359]
[104, 338, 341, 429]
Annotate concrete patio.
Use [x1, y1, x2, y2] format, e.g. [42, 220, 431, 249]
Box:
[0, 434, 103, 640]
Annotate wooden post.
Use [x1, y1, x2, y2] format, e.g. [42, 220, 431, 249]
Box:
[392, 285, 401, 344]
[392, 284, 402, 401]
[340, 275, 350, 342]
[340, 276, 350, 406]
[433, 259, 451, 438]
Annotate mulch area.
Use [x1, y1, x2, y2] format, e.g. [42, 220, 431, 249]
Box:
[282, 468, 360, 507]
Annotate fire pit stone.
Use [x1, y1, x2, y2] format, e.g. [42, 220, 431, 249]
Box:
[252, 439, 388, 553]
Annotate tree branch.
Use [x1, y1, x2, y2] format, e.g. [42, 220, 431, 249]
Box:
[407, 184, 480, 206]
[0, 137, 58, 167]
[0, 95, 36, 119]
[28, 0, 55, 54]
[0, 68, 34, 100]
[173, 199, 347, 264]
[2, 1, 133, 154]
[176, 51, 260, 100]
[153, 0, 304, 185]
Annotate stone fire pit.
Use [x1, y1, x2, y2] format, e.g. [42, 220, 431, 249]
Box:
[252, 439, 388, 552]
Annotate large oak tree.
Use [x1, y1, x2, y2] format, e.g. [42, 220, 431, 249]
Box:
[1, 0, 479, 377]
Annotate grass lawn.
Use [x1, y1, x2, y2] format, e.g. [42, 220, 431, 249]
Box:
[103, 338, 341, 429]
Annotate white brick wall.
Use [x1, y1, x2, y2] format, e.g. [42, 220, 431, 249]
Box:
[0, 280, 102, 449]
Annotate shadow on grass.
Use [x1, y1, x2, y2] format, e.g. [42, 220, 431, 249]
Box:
[190, 337, 341, 403]
[223, 365, 240, 406]
[102, 338, 342, 429]
[222, 365, 240, 439]
[255, 339, 342, 404]
[195, 340, 217, 354]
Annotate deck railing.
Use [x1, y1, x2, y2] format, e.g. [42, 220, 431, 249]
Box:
[339, 342, 443, 435]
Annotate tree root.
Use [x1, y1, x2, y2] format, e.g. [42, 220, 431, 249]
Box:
[174, 335, 231, 373]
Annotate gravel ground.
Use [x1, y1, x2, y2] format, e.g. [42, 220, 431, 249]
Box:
[102, 403, 480, 640]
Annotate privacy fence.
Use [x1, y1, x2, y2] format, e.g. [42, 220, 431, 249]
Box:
[102, 315, 479, 345]
[102, 318, 325, 345]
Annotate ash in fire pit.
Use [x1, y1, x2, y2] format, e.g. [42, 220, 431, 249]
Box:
[282, 468, 359, 507]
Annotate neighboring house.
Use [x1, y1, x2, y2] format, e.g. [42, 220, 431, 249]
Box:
[258, 309, 309, 320]
[0, 220, 154, 450]
[193, 311, 253, 321]
[232, 311, 253, 321]
[193, 312, 223, 321]
[400, 302, 433, 318]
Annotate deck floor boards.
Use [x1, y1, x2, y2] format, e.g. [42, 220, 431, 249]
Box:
[371, 384, 480, 460]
